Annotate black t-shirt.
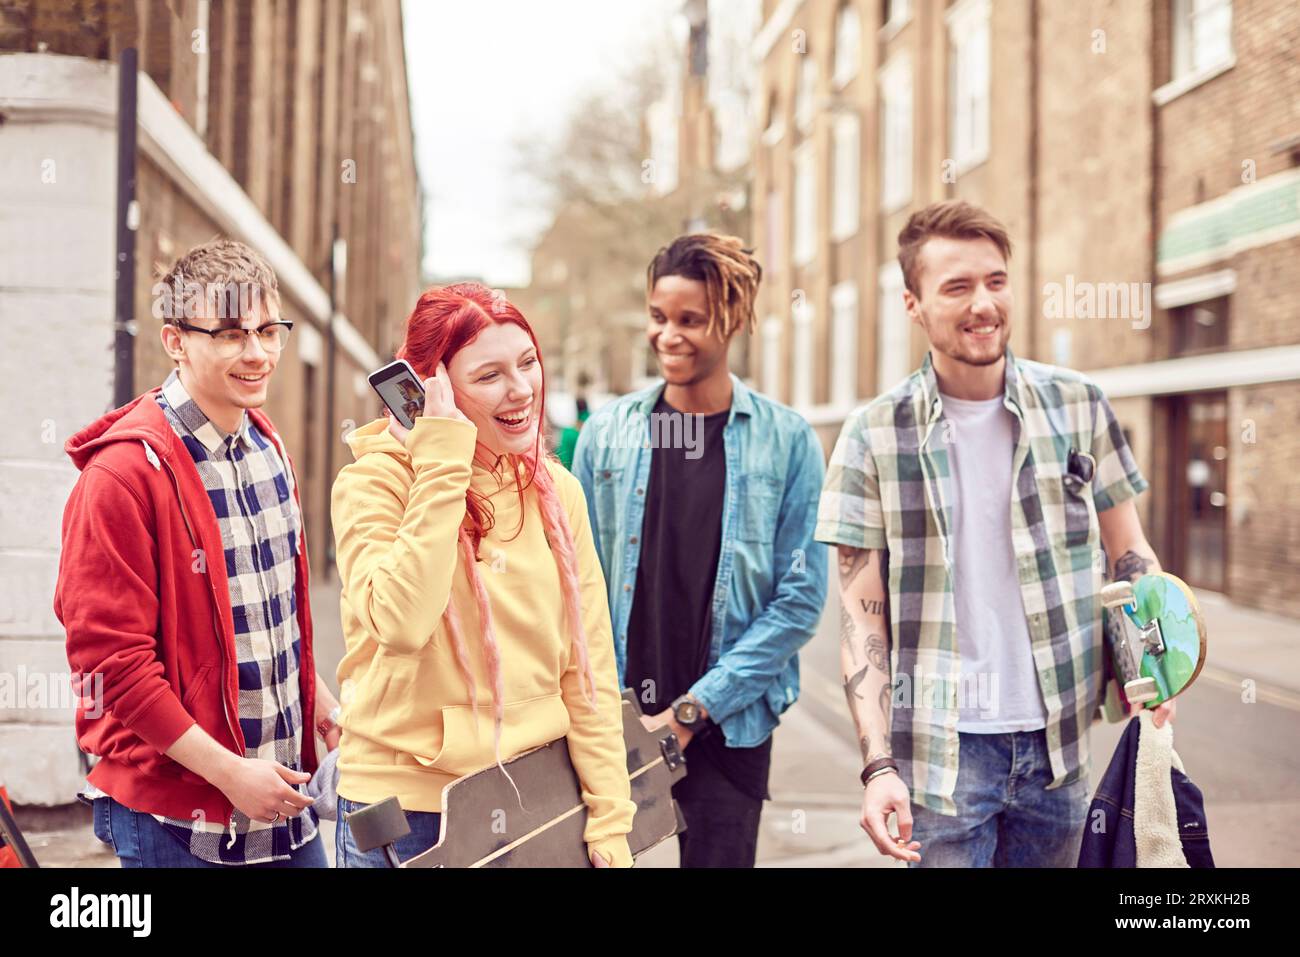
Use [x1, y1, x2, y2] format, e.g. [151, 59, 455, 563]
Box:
[624, 395, 773, 802]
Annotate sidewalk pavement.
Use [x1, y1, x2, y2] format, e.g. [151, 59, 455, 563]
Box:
[1193, 590, 1300, 699]
[17, 569, 1296, 867]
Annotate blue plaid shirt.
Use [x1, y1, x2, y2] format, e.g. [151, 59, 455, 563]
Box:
[135, 369, 316, 863]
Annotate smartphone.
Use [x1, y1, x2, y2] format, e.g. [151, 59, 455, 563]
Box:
[369, 359, 426, 430]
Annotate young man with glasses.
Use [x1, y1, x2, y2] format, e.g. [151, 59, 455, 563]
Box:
[56, 239, 340, 867]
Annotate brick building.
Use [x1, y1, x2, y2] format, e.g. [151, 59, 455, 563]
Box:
[749, 0, 1300, 616]
[0, 0, 420, 803]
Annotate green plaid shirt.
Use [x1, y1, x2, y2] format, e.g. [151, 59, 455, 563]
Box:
[815, 349, 1147, 815]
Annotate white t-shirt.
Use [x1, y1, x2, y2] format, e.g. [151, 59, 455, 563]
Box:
[941, 392, 1048, 733]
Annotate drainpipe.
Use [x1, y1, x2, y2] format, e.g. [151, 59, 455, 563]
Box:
[113, 46, 139, 408]
[1027, 0, 1039, 362]
[324, 233, 346, 573]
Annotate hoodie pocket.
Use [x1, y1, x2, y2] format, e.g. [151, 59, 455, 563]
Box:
[419, 694, 570, 777]
[181, 664, 216, 712]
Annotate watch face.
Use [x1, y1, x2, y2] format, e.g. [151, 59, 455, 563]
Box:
[676, 701, 698, 724]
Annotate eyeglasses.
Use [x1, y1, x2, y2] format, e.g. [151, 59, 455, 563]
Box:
[175, 321, 294, 358]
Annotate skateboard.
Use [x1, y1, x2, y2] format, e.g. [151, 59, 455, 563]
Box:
[344, 689, 687, 867]
[1101, 571, 1208, 710]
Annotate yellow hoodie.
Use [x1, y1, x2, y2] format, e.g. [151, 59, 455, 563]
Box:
[330, 415, 635, 867]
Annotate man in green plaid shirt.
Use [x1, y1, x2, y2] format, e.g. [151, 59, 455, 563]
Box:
[816, 200, 1176, 867]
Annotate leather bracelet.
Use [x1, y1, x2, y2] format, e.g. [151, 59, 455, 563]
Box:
[865, 766, 898, 784]
[860, 757, 899, 787]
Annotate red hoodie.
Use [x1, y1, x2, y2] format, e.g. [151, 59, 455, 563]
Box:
[54, 388, 318, 826]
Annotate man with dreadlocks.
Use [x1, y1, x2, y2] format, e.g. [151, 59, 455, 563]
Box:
[574, 233, 828, 867]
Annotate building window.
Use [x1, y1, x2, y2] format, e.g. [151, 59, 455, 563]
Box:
[831, 112, 861, 241]
[765, 185, 784, 278]
[1171, 0, 1233, 81]
[946, 0, 990, 176]
[792, 142, 817, 267]
[878, 54, 912, 213]
[877, 261, 910, 393]
[1172, 296, 1229, 356]
[792, 300, 814, 408]
[882, 0, 911, 31]
[646, 98, 679, 196]
[833, 2, 861, 89]
[831, 281, 859, 406]
[762, 315, 783, 397]
[712, 88, 750, 173]
[762, 89, 784, 145]
[795, 55, 818, 134]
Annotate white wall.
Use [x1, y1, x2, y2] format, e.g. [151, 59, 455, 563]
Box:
[0, 54, 118, 803]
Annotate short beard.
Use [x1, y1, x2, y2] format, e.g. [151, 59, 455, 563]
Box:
[957, 347, 1006, 367]
[920, 308, 1009, 368]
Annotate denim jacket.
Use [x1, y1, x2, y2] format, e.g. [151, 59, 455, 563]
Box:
[572, 374, 828, 748]
[1078, 715, 1214, 868]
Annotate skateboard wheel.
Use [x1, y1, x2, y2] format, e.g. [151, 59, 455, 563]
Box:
[344, 796, 410, 852]
[1124, 676, 1159, 704]
[1101, 581, 1135, 608]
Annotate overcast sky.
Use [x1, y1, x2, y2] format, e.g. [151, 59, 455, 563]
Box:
[402, 0, 677, 288]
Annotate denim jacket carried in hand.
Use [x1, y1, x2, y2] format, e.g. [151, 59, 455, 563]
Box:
[572, 374, 828, 748]
[1078, 713, 1214, 868]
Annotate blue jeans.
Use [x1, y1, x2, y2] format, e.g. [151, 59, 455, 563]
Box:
[91, 796, 326, 868]
[907, 729, 1089, 868]
[335, 796, 443, 867]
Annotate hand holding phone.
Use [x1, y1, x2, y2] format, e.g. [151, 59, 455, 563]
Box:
[390, 363, 469, 444]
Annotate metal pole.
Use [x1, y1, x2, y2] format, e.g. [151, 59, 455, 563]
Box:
[113, 46, 139, 408]
[323, 234, 345, 572]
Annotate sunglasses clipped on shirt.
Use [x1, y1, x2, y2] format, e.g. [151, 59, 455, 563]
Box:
[1064, 447, 1096, 495]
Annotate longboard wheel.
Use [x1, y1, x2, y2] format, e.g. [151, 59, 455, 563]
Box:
[1101, 580, 1135, 609]
[344, 796, 410, 853]
[1123, 676, 1160, 704]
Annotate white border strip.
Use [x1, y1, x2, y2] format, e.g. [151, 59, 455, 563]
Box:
[0, 53, 381, 373]
[1152, 56, 1235, 107]
[1085, 346, 1300, 399]
[1153, 269, 1236, 309]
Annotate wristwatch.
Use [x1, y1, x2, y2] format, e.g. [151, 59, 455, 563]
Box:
[671, 694, 709, 730]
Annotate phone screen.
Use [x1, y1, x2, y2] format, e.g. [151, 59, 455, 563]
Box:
[369, 360, 425, 430]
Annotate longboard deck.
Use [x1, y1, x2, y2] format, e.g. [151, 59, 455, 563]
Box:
[348, 689, 686, 867]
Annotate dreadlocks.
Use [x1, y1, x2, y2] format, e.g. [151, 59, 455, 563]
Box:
[645, 233, 763, 340]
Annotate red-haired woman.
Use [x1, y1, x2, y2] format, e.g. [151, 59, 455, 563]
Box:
[330, 283, 635, 867]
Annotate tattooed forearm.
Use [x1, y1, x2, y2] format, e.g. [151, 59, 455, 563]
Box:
[838, 546, 871, 587]
[879, 681, 894, 721]
[840, 604, 859, 661]
[843, 664, 871, 709]
[1113, 549, 1153, 582]
[867, 634, 888, 671]
[838, 545, 894, 761]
